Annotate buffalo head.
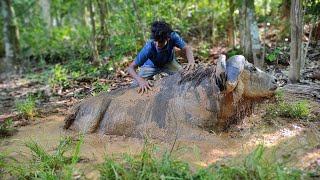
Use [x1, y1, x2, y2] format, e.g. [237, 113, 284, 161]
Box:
[217, 55, 278, 98]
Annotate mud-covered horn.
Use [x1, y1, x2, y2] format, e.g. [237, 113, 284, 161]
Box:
[215, 55, 227, 91]
[224, 55, 246, 93]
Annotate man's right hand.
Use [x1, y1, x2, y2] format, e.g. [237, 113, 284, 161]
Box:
[137, 79, 153, 94]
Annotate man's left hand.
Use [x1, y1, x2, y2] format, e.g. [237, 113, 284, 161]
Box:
[184, 63, 197, 71]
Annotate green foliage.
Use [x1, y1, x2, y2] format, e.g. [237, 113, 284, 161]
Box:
[49, 64, 70, 87]
[266, 49, 283, 62]
[227, 49, 240, 57]
[15, 96, 37, 119]
[98, 140, 193, 179]
[194, 144, 308, 179]
[98, 142, 310, 179]
[2, 135, 84, 179]
[91, 81, 109, 96]
[198, 42, 210, 59]
[0, 119, 16, 137]
[266, 89, 311, 119]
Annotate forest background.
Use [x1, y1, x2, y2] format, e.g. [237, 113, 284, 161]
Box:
[1, 0, 319, 86]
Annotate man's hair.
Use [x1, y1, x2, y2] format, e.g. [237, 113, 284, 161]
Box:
[150, 20, 173, 43]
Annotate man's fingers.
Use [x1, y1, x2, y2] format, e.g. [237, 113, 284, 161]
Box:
[187, 64, 191, 71]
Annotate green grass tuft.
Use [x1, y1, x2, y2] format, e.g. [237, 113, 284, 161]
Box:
[1, 135, 84, 179]
[15, 95, 37, 119]
[98, 143, 311, 179]
[0, 119, 16, 137]
[266, 88, 311, 119]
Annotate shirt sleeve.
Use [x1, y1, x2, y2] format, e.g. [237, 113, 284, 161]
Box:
[134, 41, 152, 66]
[171, 32, 186, 49]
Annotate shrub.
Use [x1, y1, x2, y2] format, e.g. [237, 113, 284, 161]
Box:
[49, 64, 70, 88]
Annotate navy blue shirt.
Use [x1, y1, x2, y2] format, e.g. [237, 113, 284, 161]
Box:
[134, 32, 186, 68]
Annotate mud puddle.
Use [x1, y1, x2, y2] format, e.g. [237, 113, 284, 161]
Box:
[1, 113, 319, 176]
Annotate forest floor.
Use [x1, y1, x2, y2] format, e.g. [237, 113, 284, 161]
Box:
[0, 45, 320, 178]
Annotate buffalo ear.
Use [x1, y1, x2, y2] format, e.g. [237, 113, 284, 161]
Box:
[224, 55, 246, 93]
[215, 55, 227, 91]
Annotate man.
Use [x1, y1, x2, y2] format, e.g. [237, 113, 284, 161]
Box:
[128, 20, 196, 94]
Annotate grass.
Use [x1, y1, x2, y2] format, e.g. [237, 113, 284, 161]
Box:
[15, 95, 37, 119]
[97, 142, 311, 180]
[0, 135, 84, 179]
[0, 136, 314, 179]
[266, 88, 311, 119]
[0, 119, 16, 137]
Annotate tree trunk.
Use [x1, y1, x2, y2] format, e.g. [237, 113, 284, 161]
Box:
[1, 0, 20, 78]
[288, 0, 303, 83]
[39, 0, 51, 29]
[89, 0, 100, 66]
[228, 0, 235, 49]
[97, 0, 107, 51]
[80, 0, 88, 27]
[239, 0, 263, 69]
[210, 0, 216, 45]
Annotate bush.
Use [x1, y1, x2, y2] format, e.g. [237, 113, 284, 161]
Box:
[49, 64, 70, 88]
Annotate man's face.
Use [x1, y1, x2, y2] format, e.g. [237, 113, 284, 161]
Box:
[154, 38, 169, 49]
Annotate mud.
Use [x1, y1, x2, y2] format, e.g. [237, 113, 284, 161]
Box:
[1, 98, 319, 179]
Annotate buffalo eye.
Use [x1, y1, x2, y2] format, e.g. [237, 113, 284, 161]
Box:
[250, 66, 257, 72]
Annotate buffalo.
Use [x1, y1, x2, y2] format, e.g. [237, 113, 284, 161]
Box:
[64, 55, 278, 139]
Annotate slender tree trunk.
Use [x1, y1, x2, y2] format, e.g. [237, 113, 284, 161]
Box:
[39, 0, 51, 29]
[133, 0, 147, 43]
[239, 0, 263, 69]
[89, 0, 100, 66]
[1, 0, 20, 78]
[97, 0, 108, 51]
[289, 0, 303, 83]
[80, 0, 88, 27]
[210, 0, 216, 45]
[228, 0, 235, 49]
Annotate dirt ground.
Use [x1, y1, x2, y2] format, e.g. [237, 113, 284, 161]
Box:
[0, 73, 320, 179]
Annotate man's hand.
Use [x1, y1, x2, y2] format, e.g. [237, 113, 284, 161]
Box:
[138, 79, 153, 95]
[184, 63, 197, 71]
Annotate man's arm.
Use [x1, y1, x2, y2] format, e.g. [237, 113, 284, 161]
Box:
[127, 61, 152, 94]
[181, 45, 196, 70]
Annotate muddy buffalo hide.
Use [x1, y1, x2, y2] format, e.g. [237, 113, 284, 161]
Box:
[64, 65, 262, 139]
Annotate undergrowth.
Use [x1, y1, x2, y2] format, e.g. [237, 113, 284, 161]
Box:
[0, 119, 16, 137]
[97, 142, 311, 179]
[15, 95, 37, 119]
[0, 136, 314, 179]
[266, 88, 311, 119]
[0, 135, 84, 179]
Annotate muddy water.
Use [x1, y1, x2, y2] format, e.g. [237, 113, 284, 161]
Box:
[1, 113, 319, 178]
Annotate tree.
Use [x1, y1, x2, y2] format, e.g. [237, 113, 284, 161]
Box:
[228, 0, 236, 49]
[89, 0, 100, 66]
[239, 0, 263, 69]
[39, 0, 51, 29]
[288, 0, 303, 83]
[1, 0, 20, 78]
[97, 0, 108, 51]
